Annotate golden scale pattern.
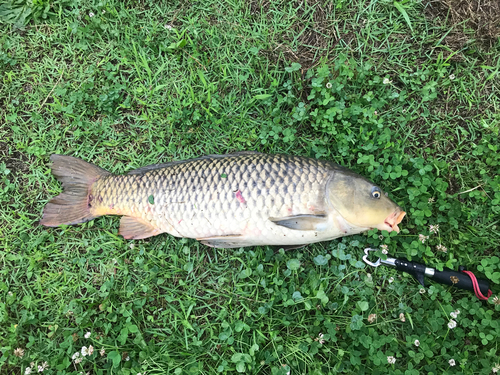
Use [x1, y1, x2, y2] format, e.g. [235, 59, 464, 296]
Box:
[91, 153, 334, 239]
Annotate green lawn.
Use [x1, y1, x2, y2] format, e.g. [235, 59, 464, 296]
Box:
[1, 0, 500, 374]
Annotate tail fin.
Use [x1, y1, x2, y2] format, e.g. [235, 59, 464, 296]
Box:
[40, 154, 110, 227]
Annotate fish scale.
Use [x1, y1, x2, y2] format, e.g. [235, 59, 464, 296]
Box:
[40, 152, 405, 248]
[89, 153, 328, 244]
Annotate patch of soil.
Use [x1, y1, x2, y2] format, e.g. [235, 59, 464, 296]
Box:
[250, 0, 342, 70]
[425, 0, 500, 53]
[0, 140, 30, 175]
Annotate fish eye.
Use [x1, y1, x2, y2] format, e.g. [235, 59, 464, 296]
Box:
[371, 187, 381, 199]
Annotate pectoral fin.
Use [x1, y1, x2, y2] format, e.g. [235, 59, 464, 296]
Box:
[269, 214, 328, 231]
[197, 234, 254, 248]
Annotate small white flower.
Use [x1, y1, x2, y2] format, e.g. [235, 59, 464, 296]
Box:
[493, 363, 500, 373]
[448, 319, 457, 329]
[414, 339, 420, 347]
[368, 314, 377, 323]
[89, 12, 94, 17]
[72, 352, 80, 360]
[429, 224, 439, 234]
[454, 309, 460, 315]
[428, 197, 435, 203]
[389, 277, 394, 283]
[399, 313, 406, 322]
[75, 358, 83, 364]
[8, 291, 13, 296]
[14, 348, 25, 357]
[419, 288, 426, 294]
[88, 345, 94, 355]
[374, 111, 378, 115]
[380, 244, 388, 254]
[319, 333, 325, 344]
[129, 243, 135, 249]
[449, 359, 456, 366]
[84, 332, 91, 339]
[436, 244, 447, 252]
[100, 348, 106, 356]
[25, 367, 32, 375]
[326, 82, 332, 89]
[125, 356, 130, 361]
[449, 74, 455, 80]
[387, 355, 396, 364]
[383, 78, 391, 85]
[102, 10, 106, 14]
[81, 346, 89, 356]
[164, 24, 173, 30]
[494, 296, 500, 305]
[419, 234, 429, 243]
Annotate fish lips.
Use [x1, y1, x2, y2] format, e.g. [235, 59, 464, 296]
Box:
[378, 209, 406, 233]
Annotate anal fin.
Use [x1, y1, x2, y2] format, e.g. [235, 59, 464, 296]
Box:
[119, 216, 161, 240]
[269, 214, 328, 231]
[197, 234, 252, 248]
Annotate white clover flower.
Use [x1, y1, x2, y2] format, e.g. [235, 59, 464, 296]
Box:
[436, 244, 447, 252]
[102, 10, 106, 14]
[100, 348, 106, 356]
[72, 352, 80, 360]
[387, 356, 396, 364]
[84, 331, 91, 339]
[380, 244, 388, 254]
[454, 309, 460, 315]
[492, 363, 500, 373]
[164, 24, 173, 30]
[368, 314, 377, 323]
[419, 234, 429, 243]
[494, 296, 500, 305]
[75, 358, 83, 364]
[8, 291, 13, 296]
[14, 348, 25, 357]
[81, 346, 89, 356]
[389, 277, 394, 283]
[450, 311, 458, 319]
[399, 313, 406, 322]
[326, 82, 332, 89]
[419, 288, 426, 294]
[319, 333, 325, 344]
[414, 339, 420, 347]
[448, 319, 457, 329]
[428, 197, 435, 203]
[429, 224, 439, 234]
[125, 356, 130, 361]
[89, 12, 94, 17]
[25, 367, 32, 375]
[449, 74, 455, 80]
[449, 359, 456, 366]
[383, 78, 391, 85]
[88, 345, 94, 355]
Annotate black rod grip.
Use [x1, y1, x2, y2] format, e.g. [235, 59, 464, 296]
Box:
[431, 268, 490, 296]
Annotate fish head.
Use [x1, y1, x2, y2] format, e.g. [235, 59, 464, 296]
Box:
[326, 170, 405, 233]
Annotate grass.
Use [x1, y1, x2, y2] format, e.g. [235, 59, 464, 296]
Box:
[1, 0, 500, 374]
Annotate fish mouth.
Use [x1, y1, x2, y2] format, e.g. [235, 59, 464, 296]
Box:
[383, 209, 406, 233]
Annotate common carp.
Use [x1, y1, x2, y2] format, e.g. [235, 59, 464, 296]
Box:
[40, 152, 406, 248]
